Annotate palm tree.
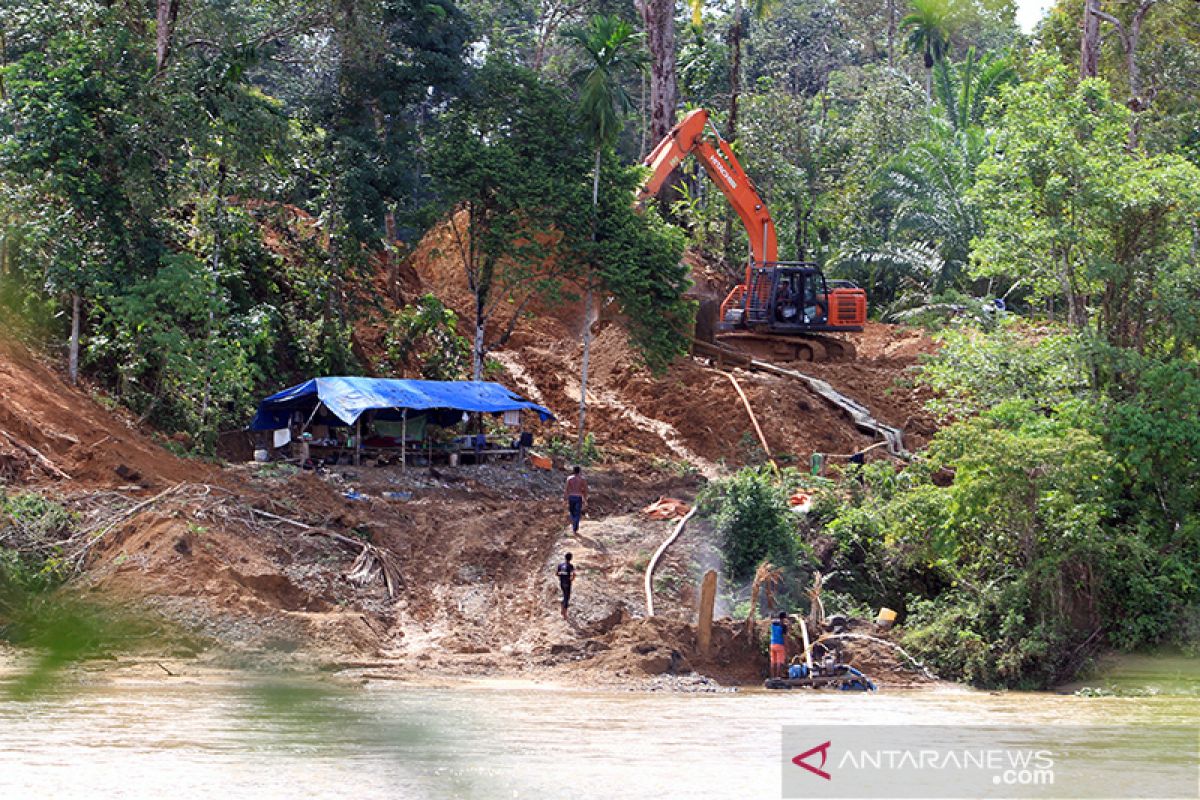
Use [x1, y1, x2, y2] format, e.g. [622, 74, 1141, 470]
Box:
[561, 15, 647, 456]
[873, 120, 986, 292]
[834, 51, 1011, 304]
[932, 47, 1015, 132]
[901, 0, 953, 98]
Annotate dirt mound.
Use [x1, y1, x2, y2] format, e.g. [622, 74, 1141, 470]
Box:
[0, 337, 208, 489]
[398, 214, 940, 469]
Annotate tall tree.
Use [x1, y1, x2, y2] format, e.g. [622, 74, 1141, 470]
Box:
[429, 61, 592, 380]
[561, 14, 647, 455]
[1080, 0, 1101, 78]
[1086, 0, 1160, 146]
[635, 0, 678, 150]
[901, 0, 953, 97]
[971, 63, 1200, 348]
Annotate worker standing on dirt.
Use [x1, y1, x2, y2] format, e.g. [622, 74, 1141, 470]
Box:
[565, 466, 588, 535]
[770, 612, 789, 679]
[556, 552, 575, 619]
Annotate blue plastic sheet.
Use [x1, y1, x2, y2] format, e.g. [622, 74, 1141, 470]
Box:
[249, 377, 554, 430]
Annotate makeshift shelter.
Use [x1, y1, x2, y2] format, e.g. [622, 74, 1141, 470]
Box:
[249, 377, 554, 466]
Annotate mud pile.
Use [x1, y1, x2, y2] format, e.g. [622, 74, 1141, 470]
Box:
[0, 338, 205, 488]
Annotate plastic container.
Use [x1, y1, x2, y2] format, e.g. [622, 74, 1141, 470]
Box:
[253, 449, 270, 463]
[875, 607, 897, 629]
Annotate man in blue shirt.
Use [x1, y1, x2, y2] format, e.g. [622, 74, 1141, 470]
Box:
[770, 612, 789, 679]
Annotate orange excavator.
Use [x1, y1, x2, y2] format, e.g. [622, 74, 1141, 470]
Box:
[640, 108, 867, 361]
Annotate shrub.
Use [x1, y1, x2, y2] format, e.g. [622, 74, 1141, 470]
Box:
[702, 466, 796, 581]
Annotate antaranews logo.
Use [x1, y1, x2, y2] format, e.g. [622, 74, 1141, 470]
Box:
[791, 740, 832, 781]
[781, 724, 1200, 799]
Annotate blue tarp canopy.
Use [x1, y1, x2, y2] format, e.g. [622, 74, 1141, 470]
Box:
[249, 377, 554, 431]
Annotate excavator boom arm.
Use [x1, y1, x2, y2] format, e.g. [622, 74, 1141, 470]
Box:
[639, 109, 778, 264]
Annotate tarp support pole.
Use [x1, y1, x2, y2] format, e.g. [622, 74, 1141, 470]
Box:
[301, 401, 323, 434]
[401, 409, 407, 471]
[355, 418, 361, 466]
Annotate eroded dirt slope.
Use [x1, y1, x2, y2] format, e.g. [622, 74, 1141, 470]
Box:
[0, 338, 208, 488]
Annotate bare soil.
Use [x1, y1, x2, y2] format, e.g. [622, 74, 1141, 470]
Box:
[0, 216, 943, 689]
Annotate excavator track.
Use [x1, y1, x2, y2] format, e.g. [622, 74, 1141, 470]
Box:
[713, 331, 857, 363]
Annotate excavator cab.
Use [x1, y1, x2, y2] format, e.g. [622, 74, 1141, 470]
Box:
[721, 263, 866, 333]
[765, 266, 829, 328]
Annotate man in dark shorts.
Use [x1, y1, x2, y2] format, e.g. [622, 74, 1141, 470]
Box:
[556, 552, 575, 619]
[770, 611, 789, 679]
[564, 466, 588, 535]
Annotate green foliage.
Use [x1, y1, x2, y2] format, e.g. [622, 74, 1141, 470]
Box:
[544, 433, 602, 465]
[384, 294, 470, 380]
[0, 492, 76, 594]
[917, 321, 1090, 418]
[816, 391, 1199, 688]
[901, 0, 954, 71]
[429, 60, 593, 376]
[560, 15, 647, 152]
[702, 466, 797, 581]
[971, 61, 1200, 352]
[592, 155, 694, 372]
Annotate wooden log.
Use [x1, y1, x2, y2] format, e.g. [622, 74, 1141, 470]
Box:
[697, 569, 717, 658]
[0, 430, 71, 480]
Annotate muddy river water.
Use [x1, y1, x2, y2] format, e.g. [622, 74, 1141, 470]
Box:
[0, 654, 1195, 799]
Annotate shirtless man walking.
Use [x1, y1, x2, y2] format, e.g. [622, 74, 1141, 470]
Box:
[564, 466, 588, 535]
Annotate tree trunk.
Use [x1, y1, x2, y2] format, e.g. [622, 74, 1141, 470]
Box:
[472, 313, 485, 381]
[727, 1, 743, 141]
[924, 66, 932, 99]
[384, 208, 400, 302]
[1080, 0, 1100, 78]
[638, 0, 678, 145]
[155, 0, 181, 74]
[68, 292, 81, 385]
[578, 149, 601, 456]
[577, 287, 593, 455]
[887, 0, 896, 68]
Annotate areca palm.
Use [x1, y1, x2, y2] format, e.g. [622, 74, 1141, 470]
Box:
[901, 0, 953, 98]
[560, 15, 646, 455]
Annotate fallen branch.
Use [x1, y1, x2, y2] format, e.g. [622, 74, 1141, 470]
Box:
[70, 482, 187, 570]
[248, 507, 402, 597]
[0, 430, 71, 480]
[345, 543, 403, 598]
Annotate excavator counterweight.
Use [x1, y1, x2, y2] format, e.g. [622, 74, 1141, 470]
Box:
[640, 109, 867, 362]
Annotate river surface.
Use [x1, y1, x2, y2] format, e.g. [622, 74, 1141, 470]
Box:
[0, 655, 1196, 799]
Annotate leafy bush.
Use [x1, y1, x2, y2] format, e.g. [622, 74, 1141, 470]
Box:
[543, 433, 602, 465]
[814, 392, 1200, 688]
[702, 466, 797, 581]
[917, 321, 1090, 419]
[0, 492, 76, 594]
[383, 294, 470, 380]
